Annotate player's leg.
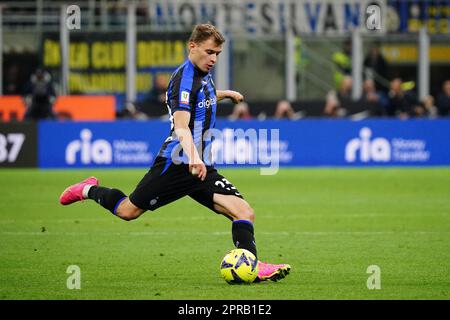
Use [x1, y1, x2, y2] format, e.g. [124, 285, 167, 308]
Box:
[114, 197, 145, 221]
[87, 185, 145, 221]
[189, 168, 291, 282]
[213, 194, 254, 221]
[190, 170, 257, 256]
[212, 194, 257, 257]
[59, 176, 145, 221]
[212, 193, 291, 282]
[60, 157, 196, 222]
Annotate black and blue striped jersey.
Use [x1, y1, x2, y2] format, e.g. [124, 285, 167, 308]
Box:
[158, 59, 217, 169]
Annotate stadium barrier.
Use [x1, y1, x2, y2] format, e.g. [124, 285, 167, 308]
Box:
[37, 119, 450, 169]
[0, 95, 116, 122]
[53, 96, 116, 121]
[0, 96, 26, 121]
[0, 122, 37, 167]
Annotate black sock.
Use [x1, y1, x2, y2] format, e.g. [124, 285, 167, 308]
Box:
[232, 220, 257, 259]
[87, 186, 127, 214]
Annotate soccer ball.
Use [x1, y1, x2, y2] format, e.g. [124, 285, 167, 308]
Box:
[220, 249, 259, 284]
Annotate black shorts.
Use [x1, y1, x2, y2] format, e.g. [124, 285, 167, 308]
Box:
[129, 157, 243, 213]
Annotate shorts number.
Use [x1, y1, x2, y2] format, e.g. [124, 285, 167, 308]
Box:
[215, 178, 240, 196]
[215, 178, 236, 191]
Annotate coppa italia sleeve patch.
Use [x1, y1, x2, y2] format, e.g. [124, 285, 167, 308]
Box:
[180, 91, 190, 104]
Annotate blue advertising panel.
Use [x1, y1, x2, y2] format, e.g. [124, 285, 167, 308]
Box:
[38, 121, 169, 168]
[38, 119, 450, 168]
[212, 119, 450, 167]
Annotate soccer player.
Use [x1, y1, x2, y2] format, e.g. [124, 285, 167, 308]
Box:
[59, 23, 290, 282]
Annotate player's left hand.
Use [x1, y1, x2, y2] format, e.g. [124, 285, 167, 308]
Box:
[228, 91, 244, 104]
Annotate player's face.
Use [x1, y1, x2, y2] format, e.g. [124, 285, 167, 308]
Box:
[189, 37, 222, 73]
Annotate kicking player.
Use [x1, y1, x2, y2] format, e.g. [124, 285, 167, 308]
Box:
[59, 23, 290, 282]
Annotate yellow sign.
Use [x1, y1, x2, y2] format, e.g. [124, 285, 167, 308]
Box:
[43, 36, 187, 94]
[381, 45, 450, 63]
[44, 39, 185, 69]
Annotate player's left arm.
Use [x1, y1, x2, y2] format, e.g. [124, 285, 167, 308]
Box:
[216, 90, 244, 104]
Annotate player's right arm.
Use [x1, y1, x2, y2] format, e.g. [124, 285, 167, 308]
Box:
[168, 64, 206, 180]
[173, 111, 207, 181]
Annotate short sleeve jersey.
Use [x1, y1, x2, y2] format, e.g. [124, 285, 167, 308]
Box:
[157, 59, 217, 167]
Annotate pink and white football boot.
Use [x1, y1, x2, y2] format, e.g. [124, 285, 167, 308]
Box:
[59, 176, 99, 205]
[255, 261, 291, 282]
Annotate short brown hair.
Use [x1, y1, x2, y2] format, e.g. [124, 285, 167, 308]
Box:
[189, 23, 225, 45]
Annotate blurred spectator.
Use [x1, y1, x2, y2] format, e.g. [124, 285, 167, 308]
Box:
[274, 100, 303, 120]
[228, 102, 252, 120]
[23, 68, 56, 121]
[337, 75, 353, 107]
[122, 73, 168, 119]
[364, 43, 388, 92]
[3, 50, 38, 95]
[412, 95, 438, 118]
[147, 73, 168, 108]
[324, 91, 343, 117]
[136, 2, 149, 24]
[436, 80, 450, 116]
[4, 65, 20, 94]
[359, 78, 389, 116]
[109, 1, 127, 26]
[332, 39, 352, 89]
[139, 73, 168, 114]
[324, 75, 352, 117]
[119, 101, 149, 120]
[405, 85, 422, 118]
[423, 95, 438, 118]
[386, 78, 412, 118]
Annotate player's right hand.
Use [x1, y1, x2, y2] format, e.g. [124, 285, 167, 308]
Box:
[189, 160, 207, 181]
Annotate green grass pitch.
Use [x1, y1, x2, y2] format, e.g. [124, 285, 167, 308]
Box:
[1, 168, 450, 300]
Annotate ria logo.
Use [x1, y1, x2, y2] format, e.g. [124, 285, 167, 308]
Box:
[66, 129, 112, 164]
[345, 127, 390, 163]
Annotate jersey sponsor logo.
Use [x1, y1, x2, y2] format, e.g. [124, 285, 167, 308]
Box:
[197, 97, 216, 109]
[181, 91, 190, 104]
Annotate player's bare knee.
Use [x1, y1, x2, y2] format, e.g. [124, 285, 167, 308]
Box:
[118, 209, 137, 221]
[117, 207, 141, 221]
[118, 212, 133, 221]
[246, 206, 255, 222]
[115, 198, 143, 221]
[235, 205, 255, 222]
